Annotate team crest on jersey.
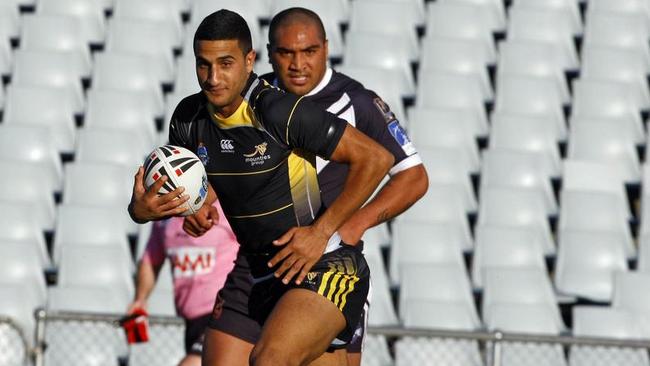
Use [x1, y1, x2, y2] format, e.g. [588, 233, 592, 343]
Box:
[197, 143, 209, 165]
[388, 121, 417, 156]
[372, 97, 397, 123]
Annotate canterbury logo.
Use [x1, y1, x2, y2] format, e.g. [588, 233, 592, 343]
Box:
[220, 139, 234, 151]
[317, 260, 359, 311]
[243, 142, 268, 158]
[307, 272, 317, 281]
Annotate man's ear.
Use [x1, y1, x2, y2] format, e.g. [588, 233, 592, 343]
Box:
[246, 49, 256, 72]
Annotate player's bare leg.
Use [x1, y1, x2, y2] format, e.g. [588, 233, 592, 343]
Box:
[178, 354, 201, 366]
[346, 352, 360, 366]
[202, 328, 254, 366]
[249, 289, 348, 366]
[309, 349, 348, 366]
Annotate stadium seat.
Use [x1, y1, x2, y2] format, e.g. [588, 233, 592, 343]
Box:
[471, 225, 547, 289]
[37, 0, 106, 44]
[401, 298, 480, 331]
[389, 221, 467, 285]
[640, 234, 650, 273]
[0, 3, 19, 41]
[567, 120, 640, 183]
[497, 40, 571, 103]
[47, 285, 129, 313]
[489, 113, 562, 175]
[343, 32, 417, 94]
[57, 244, 134, 300]
[112, 0, 182, 47]
[507, 7, 579, 70]
[440, 0, 506, 32]
[63, 162, 132, 208]
[364, 250, 398, 326]
[562, 160, 628, 201]
[0, 165, 56, 231]
[84, 89, 159, 149]
[349, 0, 422, 53]
[480, 149, 557, 214]
[173, 55, 198, 97]
[417, 147, 477, 212]
[482, 267, 564, 330]
[416, 69, 486, 109]
[559, 190, 634, 258]
[76, 128, 149, 169]
[478, 186, 555, 255]
[494, 75, 567, 141]
[510, 0, 582, 35]
[426, 2, 496, 62]
[555, 230, 628, 302]
[0, 241, 47, 307]
[612, 271, 650, 337]
[0, 125, 63, 191]
[570, 306, 649, 366]
[399, 264, 480, 328]
[91, 52, 164, 117]
[0, 202, 49, 266]
[334, 65, 410, 124]
[409, 106, 488, 138]
[408, 117, 479, 173]
[105, 19, 176, 84]
[583, 11, 650, 60]
[360, 335, 393, 366]
[53, 204, 130, 265]
[3, 85, 77, 153]
[571, 79, 644, 143]
[0, 32, 10, 77]
[12, 49, 86, 115]
[581, 47, 650, 110]
[420, 36, 493, 98]
[271, 0, 346, 59]
[19, 14, 91, 77]
[146, 262, 176, 316]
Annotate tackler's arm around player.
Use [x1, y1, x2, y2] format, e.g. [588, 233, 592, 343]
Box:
[268, 124, 394, 286]
[183, 183, 219, 238]
[128, 166, 191, 224]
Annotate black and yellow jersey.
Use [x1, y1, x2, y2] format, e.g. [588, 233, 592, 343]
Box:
[168, 73, 347, 274]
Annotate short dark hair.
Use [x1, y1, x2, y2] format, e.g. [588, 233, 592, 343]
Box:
[194, 9, 252, 54]
[268, 7, 326, 45]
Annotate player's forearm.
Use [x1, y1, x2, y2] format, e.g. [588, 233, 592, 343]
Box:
[134, 260, 160, 303]
[206, 183, 217, 206]
[314, 148, 394, 239]
[341, 165, 428, 236]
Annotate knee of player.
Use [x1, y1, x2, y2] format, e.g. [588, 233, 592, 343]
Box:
[249, 344, 303, 366]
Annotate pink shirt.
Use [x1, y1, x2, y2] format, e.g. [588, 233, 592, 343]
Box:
[142, 201, 239, 319]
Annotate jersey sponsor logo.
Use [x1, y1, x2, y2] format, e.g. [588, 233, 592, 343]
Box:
[387, 121, 417, 156]
[220, 139, 234, 153]
[197, 143, 209, 165]
[243, 142, 271, 166]
[168, 247, 216, 278]
[372, 97, 397, 123]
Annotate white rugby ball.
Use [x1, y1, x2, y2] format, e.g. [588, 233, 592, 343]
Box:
[143, 145, 208, 216]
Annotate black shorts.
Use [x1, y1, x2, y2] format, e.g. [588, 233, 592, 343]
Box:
[184, 314, 211, 355]
[208, 244, 370, 347]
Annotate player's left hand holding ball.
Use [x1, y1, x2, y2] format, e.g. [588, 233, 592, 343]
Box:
[128, 166, 190, 223]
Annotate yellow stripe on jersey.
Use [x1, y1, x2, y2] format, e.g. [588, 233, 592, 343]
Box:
[287, 149, 320, 226]
[208, 100, 256, 129]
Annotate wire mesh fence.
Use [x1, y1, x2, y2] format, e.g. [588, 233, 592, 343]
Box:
[27, 310, 650, 366]
[0, 317, 29, 366]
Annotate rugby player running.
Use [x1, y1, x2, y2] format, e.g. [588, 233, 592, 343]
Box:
[204, 7, 428, 366]
[129, 9, 393, 366]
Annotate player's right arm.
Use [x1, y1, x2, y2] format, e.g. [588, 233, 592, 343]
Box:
[128, 166, 190, 224]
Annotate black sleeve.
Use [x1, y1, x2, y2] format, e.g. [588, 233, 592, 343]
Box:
[168, 94, 201, 149]
[256, 89, 348, 159]
[351, 91, 418, 165]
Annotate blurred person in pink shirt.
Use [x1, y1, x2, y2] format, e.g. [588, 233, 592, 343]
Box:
[127, 200, 239, 366]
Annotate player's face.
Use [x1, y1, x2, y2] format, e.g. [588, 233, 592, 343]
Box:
[195, 40, 255, 115]
[269, 22, 328, 96]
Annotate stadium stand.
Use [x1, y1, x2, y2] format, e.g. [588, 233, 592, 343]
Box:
[4, 0, 650, 364]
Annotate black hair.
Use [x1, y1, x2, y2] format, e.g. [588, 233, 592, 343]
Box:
[194, 9, 253, 54]
[268, 7, 326, 45]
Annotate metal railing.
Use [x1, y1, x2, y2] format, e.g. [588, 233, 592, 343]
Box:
[20, 309, 650, 366]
